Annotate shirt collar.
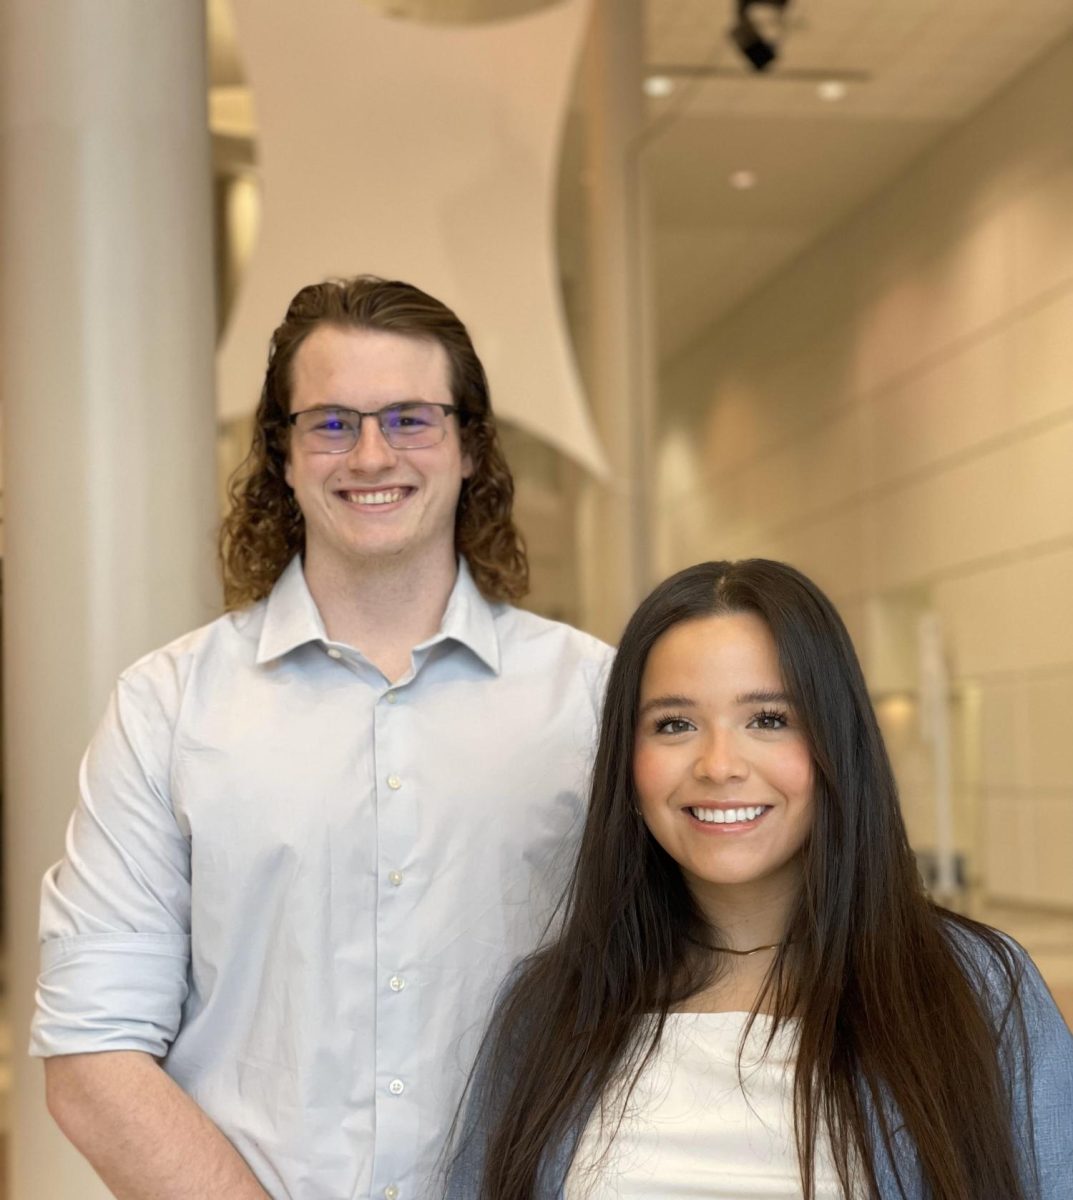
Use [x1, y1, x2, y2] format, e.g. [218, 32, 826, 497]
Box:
[256, 556, 329, 663]
[255, 555, 501, 675]
[428, 557, 501, 675]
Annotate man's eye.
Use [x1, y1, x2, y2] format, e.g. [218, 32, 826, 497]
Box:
[308, 410, 354, 433]
[390, 410, 432, 429]
[384, 403, 441, 433]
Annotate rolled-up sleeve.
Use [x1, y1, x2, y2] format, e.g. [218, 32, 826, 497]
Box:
[30, 667, 192, 1059]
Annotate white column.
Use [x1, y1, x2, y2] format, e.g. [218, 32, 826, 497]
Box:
[919, 613, 959, 903]
[576, 0, 657, 644]
[1, 3, 218, 1196]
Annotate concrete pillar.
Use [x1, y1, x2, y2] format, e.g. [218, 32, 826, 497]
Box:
[576, 0, 657, 644]
[1, 3, 218, 1195]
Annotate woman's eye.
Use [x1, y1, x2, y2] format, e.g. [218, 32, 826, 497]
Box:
[654, 716, 694, 735]
[749, 709, 788, 730]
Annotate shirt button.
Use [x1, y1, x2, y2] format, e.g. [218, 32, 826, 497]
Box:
[386, 691, 398, 704]
[326, 647, 342, 660]
[385, 1187, 399, 1200]
[389, 975, 405, 992]
[388, 1078, 405, 1095]
[388, 870, 403, 887]
[387, 774, 401, 790]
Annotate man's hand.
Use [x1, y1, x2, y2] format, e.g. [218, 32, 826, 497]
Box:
[45, 1052, 273, 1200]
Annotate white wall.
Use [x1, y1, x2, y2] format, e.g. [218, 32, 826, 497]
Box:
[655, 31, 1073, 923]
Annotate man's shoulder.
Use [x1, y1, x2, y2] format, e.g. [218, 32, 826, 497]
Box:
[115, 601, 267, 699]
[486, 603, 613, 714]
[491, 602, 613, 666]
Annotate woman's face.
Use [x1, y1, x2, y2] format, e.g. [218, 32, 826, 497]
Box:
[633, 611, 815, 915]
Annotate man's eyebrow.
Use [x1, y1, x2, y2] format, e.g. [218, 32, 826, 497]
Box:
[638, 694, 695, 717]
[301, 399, 430, 411]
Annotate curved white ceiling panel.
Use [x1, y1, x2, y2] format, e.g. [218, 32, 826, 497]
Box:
[218, 0, 606, 477]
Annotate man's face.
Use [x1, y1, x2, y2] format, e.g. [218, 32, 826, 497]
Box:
[284, 324, 472, 579]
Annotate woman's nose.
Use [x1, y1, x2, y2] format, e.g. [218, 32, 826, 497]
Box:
[693, 726, 749, 784]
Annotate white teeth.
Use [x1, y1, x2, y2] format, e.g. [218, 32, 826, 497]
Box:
[347, 489, 405, 506]
[689, 805, 768, 825]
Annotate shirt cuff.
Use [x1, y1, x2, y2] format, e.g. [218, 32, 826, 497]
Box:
[30, 932, 191, 1059]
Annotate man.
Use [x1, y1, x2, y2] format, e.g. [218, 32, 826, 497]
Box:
[32, 276, 612, 1199]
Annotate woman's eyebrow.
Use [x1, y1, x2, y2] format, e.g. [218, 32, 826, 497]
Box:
[637, 694, 695, 717]
[736, 689, 790, 705]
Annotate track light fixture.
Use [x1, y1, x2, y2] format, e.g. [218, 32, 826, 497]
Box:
[729, 0, 790, 72]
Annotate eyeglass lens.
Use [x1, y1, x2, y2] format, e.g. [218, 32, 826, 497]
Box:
[295, 403, 447, 452]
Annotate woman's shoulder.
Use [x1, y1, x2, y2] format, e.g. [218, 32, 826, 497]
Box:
[938, 911, 1031, 988]
[938, 911, 1073, 1066]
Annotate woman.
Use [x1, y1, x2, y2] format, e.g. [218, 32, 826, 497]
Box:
[447, 560, 1073, 1199]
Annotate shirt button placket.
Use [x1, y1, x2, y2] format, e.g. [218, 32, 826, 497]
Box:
[374, 685, 418, 1196]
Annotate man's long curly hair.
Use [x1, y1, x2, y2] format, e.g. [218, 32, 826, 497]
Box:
[219, 275, 528, 609]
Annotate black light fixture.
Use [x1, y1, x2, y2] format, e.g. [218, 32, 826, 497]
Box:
[730, 0, 790, 72]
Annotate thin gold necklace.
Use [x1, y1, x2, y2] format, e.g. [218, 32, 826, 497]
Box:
[713, 941, 786, 957]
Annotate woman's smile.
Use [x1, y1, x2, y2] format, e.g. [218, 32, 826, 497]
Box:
[685, 803, 772, 828]
[633, 610, 814, 916]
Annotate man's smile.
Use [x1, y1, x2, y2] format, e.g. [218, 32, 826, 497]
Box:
[337, 486, 415, 508]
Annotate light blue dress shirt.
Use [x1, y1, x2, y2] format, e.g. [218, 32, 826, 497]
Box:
[32, 557, 612, 1200]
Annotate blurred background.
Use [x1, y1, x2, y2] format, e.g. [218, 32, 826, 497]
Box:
[3, 0, 1073, 1194]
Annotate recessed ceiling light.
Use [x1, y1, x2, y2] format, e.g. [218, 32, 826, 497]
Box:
[643, 75, 675, 98]
[729, 169, 758, 190]
[817, 79, 848, 102]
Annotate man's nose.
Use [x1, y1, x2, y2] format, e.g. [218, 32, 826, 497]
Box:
[345, 414, 399, 472]
[693, 726, 749, 784]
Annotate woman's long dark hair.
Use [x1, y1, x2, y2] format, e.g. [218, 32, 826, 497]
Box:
[461, 560, 1029, 1200]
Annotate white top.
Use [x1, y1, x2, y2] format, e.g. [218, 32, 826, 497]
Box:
[32, 556, 612, 1200]
[566, 1012, 845, 1200]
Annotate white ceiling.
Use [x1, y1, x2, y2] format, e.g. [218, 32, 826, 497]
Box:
[208, 0, 1073, 364]
[642, 0, 1073, 360]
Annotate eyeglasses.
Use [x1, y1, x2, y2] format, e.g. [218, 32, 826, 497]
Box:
[287, 402, 466, 453]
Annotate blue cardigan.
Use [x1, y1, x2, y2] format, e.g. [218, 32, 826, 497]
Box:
[445, 930, 1073, 1198]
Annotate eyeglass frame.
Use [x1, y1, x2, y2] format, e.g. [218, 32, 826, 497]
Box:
[286, 401, 470, 454]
